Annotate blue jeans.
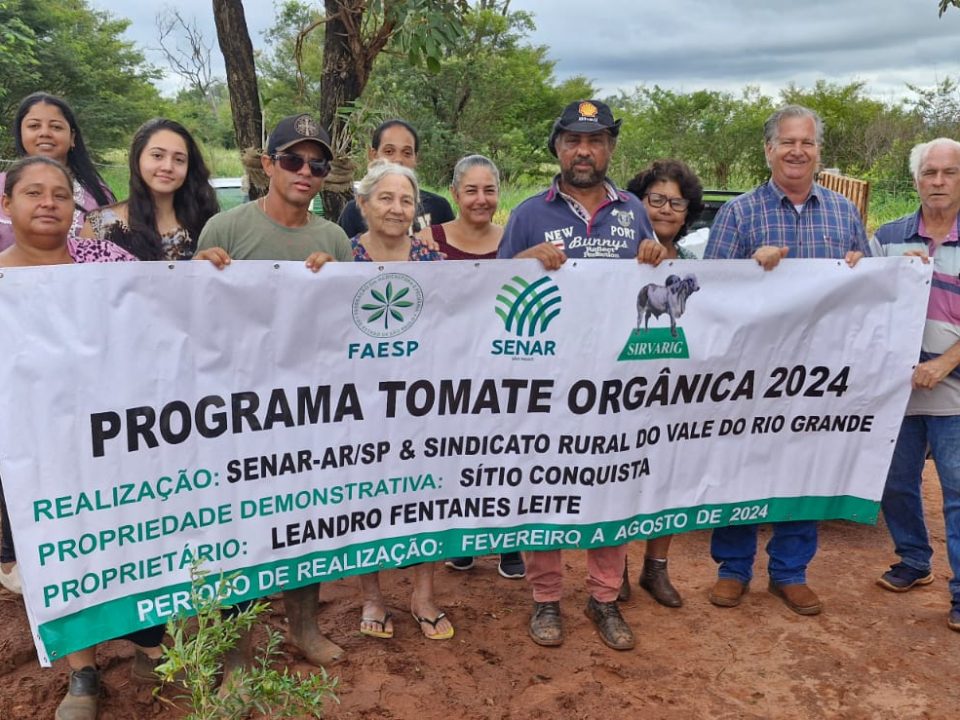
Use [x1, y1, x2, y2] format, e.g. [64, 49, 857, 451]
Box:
[881, 415, 960, 604]
[711, 521, 818, 585]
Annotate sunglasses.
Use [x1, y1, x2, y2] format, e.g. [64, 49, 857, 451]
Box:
[272, 153, 331, 178]
[644, 192, 689, 212]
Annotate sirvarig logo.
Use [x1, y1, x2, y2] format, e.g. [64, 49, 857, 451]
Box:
[619, 273, 700, 360]
[491, 275, 560, 358]
[352, 273, 423, 338]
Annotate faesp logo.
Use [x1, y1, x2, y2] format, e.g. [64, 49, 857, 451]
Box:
[349, 273, 423, 359]
[491, 275, 561, 358]
[618, 273, 700, 360]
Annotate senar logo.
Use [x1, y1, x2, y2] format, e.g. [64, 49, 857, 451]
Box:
[349, 273, 423, 359]
[619, 273, 700, 360]
[491, 275, 560, 358]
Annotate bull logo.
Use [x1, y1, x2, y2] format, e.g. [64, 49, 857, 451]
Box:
[636, 274, 700, 338]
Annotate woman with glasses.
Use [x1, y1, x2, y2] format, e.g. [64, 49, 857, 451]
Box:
[80, 118, 219, 260]
[620, 159, 704, 608]
[627, 159, 704, 262]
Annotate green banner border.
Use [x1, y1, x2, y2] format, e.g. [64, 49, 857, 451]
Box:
[38, 494, 877, 658]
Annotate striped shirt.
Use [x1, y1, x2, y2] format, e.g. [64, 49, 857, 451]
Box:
[875, 209, 960, 415]
[705, 180, 869, 260]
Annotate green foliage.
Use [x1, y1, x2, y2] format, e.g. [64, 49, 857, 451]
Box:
[356, 1, 592, 186]
[940, 0, 960, 16]
[0, 0, 163, 157]
[257, 0, 327, 127]
[609, 85, 773, 188]
[906, 77, 960, 139]
[157, 564, 337, 720]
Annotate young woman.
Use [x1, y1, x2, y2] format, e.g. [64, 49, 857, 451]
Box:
[81, 118, 219, 260]
[0, 92, 115, 250]
[0, 156, 161, 720]
[0, 100, 126, 589]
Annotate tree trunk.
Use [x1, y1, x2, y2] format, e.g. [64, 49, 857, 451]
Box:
[212, 0, 264, 198]
[318, 0, 370, 221]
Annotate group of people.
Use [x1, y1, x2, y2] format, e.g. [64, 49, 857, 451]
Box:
[0, 89, 958, 720]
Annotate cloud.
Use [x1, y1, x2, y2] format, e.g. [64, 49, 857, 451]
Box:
[511, 0, 960, 98]
[90, 0, 960, 100]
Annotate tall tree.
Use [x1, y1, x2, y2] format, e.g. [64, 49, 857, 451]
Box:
[309, 0, 468, 217]
[212, 0, 263, 195]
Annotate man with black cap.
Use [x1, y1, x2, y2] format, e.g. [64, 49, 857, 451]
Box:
[196, 113, 352, 264]
[498, 99, 663, 651]
[195, 115, 348, 675]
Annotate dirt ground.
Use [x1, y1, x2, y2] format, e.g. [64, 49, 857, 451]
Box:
[1, 462, 958, 720]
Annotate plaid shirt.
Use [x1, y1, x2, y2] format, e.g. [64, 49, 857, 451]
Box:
[704, 179, 869, 260]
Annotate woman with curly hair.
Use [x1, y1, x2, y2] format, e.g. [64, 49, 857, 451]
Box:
[621, 158, 705, 607]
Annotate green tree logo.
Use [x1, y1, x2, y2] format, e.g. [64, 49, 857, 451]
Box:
[495, 276, 561, 337]
[352, 273, 424, 338]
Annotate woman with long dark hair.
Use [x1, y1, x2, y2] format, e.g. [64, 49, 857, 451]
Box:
[0, 92, 115, 250]
[81, 118, 219, 260]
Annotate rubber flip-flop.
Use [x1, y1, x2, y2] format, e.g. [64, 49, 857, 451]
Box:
[359, 612, 393, 638]
[411, 610, 454, 640]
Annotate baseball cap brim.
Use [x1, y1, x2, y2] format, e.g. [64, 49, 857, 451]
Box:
[273, 137, 334, 161]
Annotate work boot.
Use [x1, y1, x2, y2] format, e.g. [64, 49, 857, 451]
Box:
[284, 584, 344, 666]
[130, 648, 164, 685]
[639, 557, 682, 608]
[55, 666, 100, 720]
[528, 601, 563, 646]
[584, 597, 635, 650]
[709, 578, 748, 607]
[768, 581, 822, 615]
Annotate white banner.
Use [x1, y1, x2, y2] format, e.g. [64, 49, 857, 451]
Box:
[0, 257, 929, 663]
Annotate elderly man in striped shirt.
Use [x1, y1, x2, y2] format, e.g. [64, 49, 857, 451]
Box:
[874, 137, 960, 633]
[703, 104, 869, 615]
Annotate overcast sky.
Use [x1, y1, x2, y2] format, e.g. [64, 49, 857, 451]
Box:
[90, 0, 960, 103]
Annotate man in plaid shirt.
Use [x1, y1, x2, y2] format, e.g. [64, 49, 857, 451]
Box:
[703, 104, 869, 615]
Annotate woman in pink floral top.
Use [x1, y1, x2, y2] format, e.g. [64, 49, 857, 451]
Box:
[0, 156, 155, 720]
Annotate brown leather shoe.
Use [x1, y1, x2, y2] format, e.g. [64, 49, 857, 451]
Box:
[55, 666, 100, 720]
[529, 601, 563, 646]
[768, 581, 822, 615]
[639, 557, 682, 608]
[584, 597, 635, 650]
[709, 578, 748, 607]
